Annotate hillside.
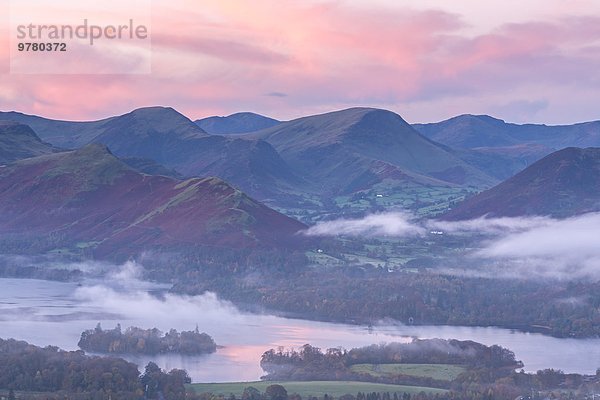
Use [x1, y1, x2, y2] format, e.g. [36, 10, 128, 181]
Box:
[250, 107, 496, 194]
[0, 107, 304, 205]
[444, 147, 600, 219]
[0, 106, 209, 149]
[414, 114, 600, 150]
[195, 112, 280, 134]
[87, 107, 210, 163]
[455, 143, 551, 180]
[0, 121, 56, 164]
[414, 115, 520, 149]
[413, 115, 577, 179]
[0, 144, 307, 256]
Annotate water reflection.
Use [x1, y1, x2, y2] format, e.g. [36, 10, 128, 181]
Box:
[1, 278, 599, 382]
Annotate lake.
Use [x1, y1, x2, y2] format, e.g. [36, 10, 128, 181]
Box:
[0, 277, 598, 382]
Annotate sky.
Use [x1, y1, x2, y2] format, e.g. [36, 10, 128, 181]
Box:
[1, 0, 600, 124]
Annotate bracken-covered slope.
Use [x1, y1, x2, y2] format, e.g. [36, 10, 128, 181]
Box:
[0, 144, 307, 256]
[195, 112, 280, 134]
[0, 107, 303, 204]
[443, 147, 600, 219]
[0, 121, 56, 164]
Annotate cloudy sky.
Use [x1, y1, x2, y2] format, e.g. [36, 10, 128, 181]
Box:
[1, 0, 599, 123]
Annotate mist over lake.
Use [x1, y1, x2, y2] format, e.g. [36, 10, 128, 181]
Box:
[1, 276, 599, 382]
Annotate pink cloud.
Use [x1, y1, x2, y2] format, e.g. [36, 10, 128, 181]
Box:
[0, 0, 599, 124]
[153, 35, 288, 64]
[0, 1, 8, 75]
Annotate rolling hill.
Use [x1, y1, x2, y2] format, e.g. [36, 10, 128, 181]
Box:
[195, 112, 280, 134]
[0, 144, 307, 256]
[444, 147, 600, 219]
[0, 121, 56, 164]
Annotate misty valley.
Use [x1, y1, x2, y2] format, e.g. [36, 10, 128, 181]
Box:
[1, 106, 600, 400]
[1, 276, 599, 391]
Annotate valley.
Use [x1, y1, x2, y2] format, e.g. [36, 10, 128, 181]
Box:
[3, 1, 600, 398]
[1, 105, 600, 400]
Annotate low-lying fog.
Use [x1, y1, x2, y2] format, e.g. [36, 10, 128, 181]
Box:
[305, 211, 600, 280]
[1, 262, 599, 382]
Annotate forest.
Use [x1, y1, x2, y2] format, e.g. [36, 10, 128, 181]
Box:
[162, 250, 600, 338]
[78, 324, 217, 355]
[4, 240, 598, 339]
[0, 338, 190, 399]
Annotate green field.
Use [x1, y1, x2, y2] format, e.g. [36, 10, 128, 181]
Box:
[188, 381, 447, 397]
[350, 364, 466, 382]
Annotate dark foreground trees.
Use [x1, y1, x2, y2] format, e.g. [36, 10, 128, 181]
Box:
[0, 338, 189, 399]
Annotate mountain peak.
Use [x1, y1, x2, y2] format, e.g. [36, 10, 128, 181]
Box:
[129, 106, 179, 117]
[250, 107, 495, 190]
[451, 114, 506, 124]
[414, 113, 518, 149]
[123, 106, 205, 134]
[195, 112, 279, 134]
[252, 107, 412, 146]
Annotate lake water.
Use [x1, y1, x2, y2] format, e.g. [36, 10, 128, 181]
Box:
[1, 277, 599, 382]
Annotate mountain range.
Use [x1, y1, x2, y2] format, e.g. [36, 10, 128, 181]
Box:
[0, 107, 501, 216]
[2, 105, 600, 226]
[0, 107, 303, 204]
[0, 106, 208, 149]
[413, 114, 600, 180]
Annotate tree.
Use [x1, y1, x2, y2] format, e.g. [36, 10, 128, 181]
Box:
[141, 362, 162, 398]
[242, 386, 262, 400]
[265, 384, 288, 400]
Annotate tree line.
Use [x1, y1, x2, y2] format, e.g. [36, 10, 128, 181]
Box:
[170, 264, 600, 338]
[259, 340, 521, 388]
